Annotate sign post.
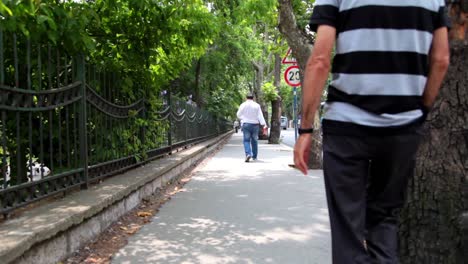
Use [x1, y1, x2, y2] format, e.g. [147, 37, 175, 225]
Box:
[293, 86, 298, 141]
[282, 48, 301, 141]
[284, 65, 301, 140]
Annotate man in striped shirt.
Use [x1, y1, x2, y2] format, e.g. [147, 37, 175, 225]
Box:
[294, 1, 450, 263]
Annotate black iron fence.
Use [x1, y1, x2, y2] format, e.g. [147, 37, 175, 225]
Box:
[0, 31, 231, 215]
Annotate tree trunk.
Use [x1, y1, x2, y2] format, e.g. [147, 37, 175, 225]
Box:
[194, 58, 202, 107]
[307, 110, 323, 169]
[277, 0, 313, 70]
[278, 0, 323, 169]
[269, 53, 282, 144]
[448, 1, 468, 42]
[253, 61, 269, 140]
[398, 42, 468, 264]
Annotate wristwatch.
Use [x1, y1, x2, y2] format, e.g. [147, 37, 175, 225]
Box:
[298, 128, 314, 135]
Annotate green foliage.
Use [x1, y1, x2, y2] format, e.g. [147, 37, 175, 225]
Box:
[0, 0, 222, 181]
[292, 0, 315, 30]
[85, 0, 218, 99]
[279, 84, 298, 118]
[236, 0, 277, 26]
[1, 0, 218, 96]
[0, 0, 291, 172]
[205, 86, 243, 119]
[170, 0, 284, 120]
[0, 0, 95, 53]
[262, 81, 278, 102]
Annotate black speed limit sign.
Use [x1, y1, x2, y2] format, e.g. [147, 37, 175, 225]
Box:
[284, 65, 301, 87]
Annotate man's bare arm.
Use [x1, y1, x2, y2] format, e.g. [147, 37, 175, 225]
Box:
[293, 25, 336, 175]
[422, 27, 450, 109]
[300, 25, 336, 129]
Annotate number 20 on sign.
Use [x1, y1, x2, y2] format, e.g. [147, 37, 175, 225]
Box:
[284, 65, 301, 87]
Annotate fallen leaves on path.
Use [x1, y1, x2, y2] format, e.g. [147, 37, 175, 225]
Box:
[136, 211, 152, 217]
[63, 142, 221, 264]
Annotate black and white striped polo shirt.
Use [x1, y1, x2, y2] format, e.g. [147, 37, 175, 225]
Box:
[309, 0, 449, 135]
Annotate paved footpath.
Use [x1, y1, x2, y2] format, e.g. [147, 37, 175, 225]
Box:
[112, 132, 331, 264]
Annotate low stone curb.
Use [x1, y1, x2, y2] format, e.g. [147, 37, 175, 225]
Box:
[0, 132, 232, 264]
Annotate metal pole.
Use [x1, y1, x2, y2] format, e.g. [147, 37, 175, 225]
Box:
[77, 55, 89, 189]
[293, 86, 298, 141]
[167, 89, 172, 153]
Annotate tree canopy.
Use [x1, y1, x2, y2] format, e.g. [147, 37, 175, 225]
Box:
[0, 0, 307, 120]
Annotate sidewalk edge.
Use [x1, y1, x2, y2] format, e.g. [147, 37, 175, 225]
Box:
[0, 132, 232, 264]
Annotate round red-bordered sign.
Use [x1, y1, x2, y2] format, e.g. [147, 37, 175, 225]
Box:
[284, 65, 301, 87]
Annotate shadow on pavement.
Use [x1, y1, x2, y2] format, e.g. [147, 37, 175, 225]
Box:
[112, 134, 331, 264]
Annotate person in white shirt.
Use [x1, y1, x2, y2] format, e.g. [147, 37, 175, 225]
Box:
[233, 120, 240, 133]
[236, 93, 268, 162]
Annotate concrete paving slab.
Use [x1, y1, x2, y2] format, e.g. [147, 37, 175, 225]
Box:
[112, 133, 331, 264]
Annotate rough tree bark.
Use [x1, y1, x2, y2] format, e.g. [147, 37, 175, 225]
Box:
[399, 40, 468, 264]
[251, 22, 270, 140]
[399, 2, 468, 263]
[277, 0, 322, 168]
[277, 0, 313, 70]
[448, 0, 468, 42]
[269, 53, 282, 144]
[252, 61, 269, 140]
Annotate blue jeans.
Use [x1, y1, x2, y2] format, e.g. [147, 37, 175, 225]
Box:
[242, 123, 259, 158]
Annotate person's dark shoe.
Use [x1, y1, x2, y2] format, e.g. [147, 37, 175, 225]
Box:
[245, 155, 251, 162]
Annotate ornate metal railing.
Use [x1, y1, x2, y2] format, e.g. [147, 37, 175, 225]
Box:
[0, 31, 232, 216]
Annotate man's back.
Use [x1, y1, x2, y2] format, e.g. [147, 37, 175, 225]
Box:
[296, 2, 450, 263]
[237, 100, 265, 125]
[310, 0, 449, 135]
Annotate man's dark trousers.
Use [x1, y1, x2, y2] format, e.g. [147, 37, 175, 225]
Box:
[322, 132, 422, 263]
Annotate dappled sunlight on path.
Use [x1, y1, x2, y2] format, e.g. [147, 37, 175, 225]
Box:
[113, 133, 331, 264]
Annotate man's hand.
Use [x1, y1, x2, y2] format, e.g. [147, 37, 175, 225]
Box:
[294, 134, 312, 175]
